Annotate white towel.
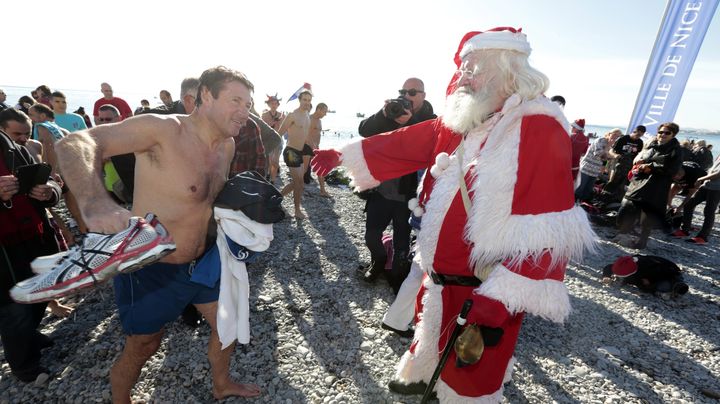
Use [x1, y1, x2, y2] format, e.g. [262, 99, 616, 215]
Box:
[214, 207, 273, 349]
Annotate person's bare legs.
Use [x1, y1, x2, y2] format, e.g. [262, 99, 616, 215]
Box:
[318, 175, 330, 197]
[302, 155, 311, 183]
[281, 167, 306, 219]
[48, 299, 73, 317]
[110, 331, 164, 404]
[269, 149, 280, 183]
[194, 301, 262, 399]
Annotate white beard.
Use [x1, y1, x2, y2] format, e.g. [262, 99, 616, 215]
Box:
[443, 86, 505, 134]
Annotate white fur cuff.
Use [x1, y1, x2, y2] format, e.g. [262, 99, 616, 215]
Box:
[338, 140, 381, 191]
[477, 264, 571, 323]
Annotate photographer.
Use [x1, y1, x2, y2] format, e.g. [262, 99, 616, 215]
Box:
[357, 78, 436, 293]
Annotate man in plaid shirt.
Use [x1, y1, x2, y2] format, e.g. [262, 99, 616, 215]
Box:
[230, 118, 266, 177]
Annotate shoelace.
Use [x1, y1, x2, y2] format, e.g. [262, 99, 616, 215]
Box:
[54, 233, 115, 286]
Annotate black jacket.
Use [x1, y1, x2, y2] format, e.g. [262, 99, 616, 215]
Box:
[690, 147, 714, 170]
[358, 100, 436, 198]
[624, 137, 682, 215]
[1, 131, 61, 304]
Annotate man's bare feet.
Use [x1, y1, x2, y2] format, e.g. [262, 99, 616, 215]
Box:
[319, 191, 331, 198]
[294, 209, 307, 220]
[48, 299, 73, 317]
[212, 381, 262, 399]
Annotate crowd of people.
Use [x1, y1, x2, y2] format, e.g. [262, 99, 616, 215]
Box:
[0, 26, 718, 403]
[572, 121, 718, 249]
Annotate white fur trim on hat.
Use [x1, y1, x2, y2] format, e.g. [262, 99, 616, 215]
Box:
[413, 206, 425, 217]
[460, 31, 531, 59]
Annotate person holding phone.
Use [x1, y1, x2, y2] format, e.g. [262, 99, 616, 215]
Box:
[0, 123, 62, 383]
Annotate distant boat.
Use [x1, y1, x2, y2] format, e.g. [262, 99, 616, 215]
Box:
[356, 112, 365, 118]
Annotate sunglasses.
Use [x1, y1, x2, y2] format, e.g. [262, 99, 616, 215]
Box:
[399, 89, 424, 96]
[658, 130, 673, 135]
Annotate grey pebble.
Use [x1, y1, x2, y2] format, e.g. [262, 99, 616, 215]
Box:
[1, 181, 718, 403]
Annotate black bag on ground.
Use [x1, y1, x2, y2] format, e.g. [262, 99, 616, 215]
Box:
[214, 171, 284, 223]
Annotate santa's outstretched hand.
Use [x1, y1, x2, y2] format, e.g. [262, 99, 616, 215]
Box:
[311, 149, 342, 177]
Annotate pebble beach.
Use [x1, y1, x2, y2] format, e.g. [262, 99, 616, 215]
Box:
[0, 173, 719, 404]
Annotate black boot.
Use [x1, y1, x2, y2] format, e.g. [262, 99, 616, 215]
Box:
[388, 379, 433, 397]
[363, 256, 386, 283]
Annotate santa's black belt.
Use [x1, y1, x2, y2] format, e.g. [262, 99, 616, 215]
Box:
[430, 272, 481, 287]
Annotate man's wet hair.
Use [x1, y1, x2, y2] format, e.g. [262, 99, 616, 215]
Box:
[0, 108, 31, 129]
[634, 125, 646, 133]
[195, 66, 254, 107]
[51, 91, 66, 100]
[30, 103, 54, 120]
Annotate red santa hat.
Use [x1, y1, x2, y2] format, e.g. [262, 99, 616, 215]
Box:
[611, 256, 638, 277]
[447, 27, 531, 96]
[571, 119, 586, 132]
[453, 27, 531, 67]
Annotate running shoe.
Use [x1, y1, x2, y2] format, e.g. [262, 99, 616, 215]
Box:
[685, 236, 707, 245]
[11, 214, 176, 304]
[670, 229, 689, 238]
[31, 250, 72, 275]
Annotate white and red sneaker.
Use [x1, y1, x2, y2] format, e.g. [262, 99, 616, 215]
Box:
[11, 214, 176, 304]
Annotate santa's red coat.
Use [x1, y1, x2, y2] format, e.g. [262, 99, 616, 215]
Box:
[339, 95, 596, 402]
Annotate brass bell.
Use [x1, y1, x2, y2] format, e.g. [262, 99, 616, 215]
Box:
[454, 323, 484, 368]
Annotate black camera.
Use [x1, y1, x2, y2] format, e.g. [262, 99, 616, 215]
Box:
[384, 97, 413, 120]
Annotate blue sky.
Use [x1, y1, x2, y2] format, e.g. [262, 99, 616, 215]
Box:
[3, 0, 719, 130]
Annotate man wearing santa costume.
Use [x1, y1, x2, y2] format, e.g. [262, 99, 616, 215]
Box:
[312, 27, 596, 402]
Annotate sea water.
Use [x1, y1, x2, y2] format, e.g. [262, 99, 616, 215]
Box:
[3, 84, 718, 155]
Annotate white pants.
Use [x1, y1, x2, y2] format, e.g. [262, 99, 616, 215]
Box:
[382, 259, 423, 330]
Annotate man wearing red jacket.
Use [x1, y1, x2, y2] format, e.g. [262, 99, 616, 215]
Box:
[570, 118, 589, 181]
[313, 28, 596, 401]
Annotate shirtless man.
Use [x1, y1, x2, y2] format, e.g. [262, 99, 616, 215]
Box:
[54, 67, 261, 402]
[278, 90, 312, 219]
[307, 103, 329, 196]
